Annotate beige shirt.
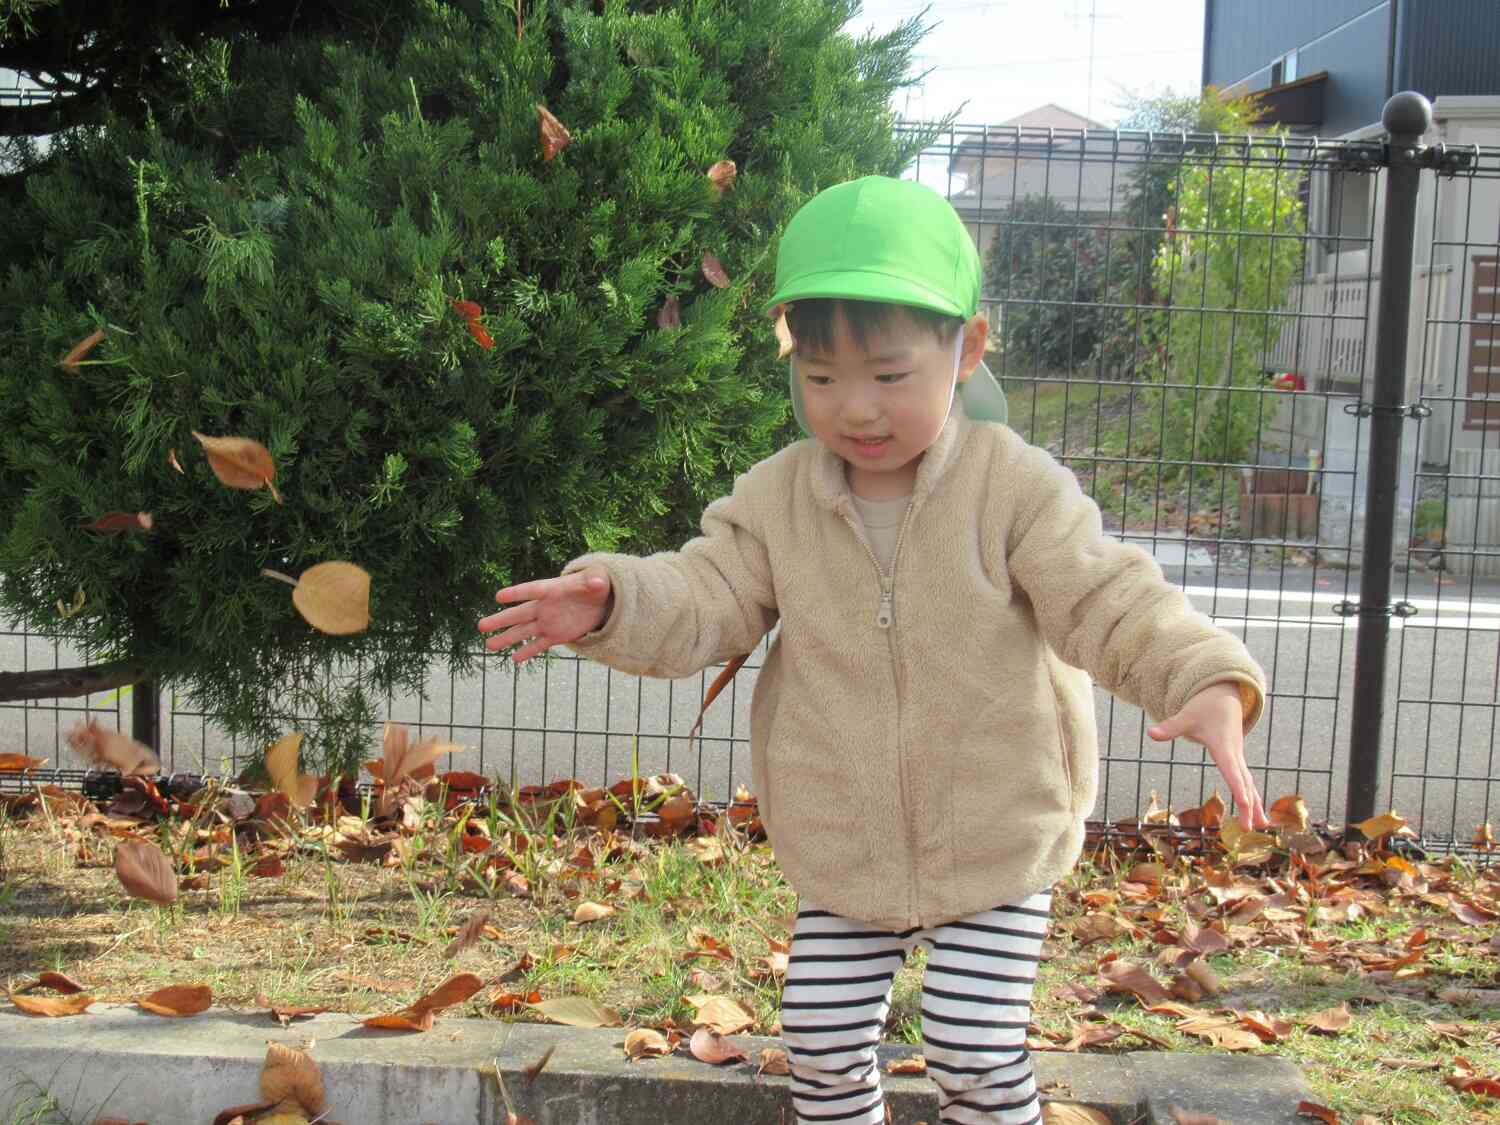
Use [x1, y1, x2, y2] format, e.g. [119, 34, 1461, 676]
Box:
[564, 412, 1266, 929]
[849, 492, 911, 573]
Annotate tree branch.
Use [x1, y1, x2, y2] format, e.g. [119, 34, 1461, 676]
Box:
[0, 659, 150, 701]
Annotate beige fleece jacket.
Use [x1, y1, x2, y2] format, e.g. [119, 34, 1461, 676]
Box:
[563, 412, 1265, 930]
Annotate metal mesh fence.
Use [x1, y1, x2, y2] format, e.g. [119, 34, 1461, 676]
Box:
[4, 116, 1499, 854]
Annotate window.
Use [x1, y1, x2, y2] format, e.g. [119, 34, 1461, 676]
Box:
[1270, 49, 1299, 88]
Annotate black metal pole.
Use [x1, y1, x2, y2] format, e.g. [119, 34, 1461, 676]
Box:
[1344, 91, 1432, 832]
[131, 678, 160, 752]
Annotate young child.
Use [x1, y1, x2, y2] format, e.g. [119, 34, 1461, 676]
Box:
[478, 175, 1269, 1125]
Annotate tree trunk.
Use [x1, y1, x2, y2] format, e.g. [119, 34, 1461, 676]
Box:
[0, 659, 150, 702]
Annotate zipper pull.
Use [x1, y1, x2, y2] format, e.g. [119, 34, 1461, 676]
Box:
[876, 587, 893, 629]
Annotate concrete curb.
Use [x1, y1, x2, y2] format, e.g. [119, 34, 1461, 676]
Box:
[0, 1005, 1311, 1124]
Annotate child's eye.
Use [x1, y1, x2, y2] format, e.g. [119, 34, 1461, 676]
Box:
[877, 372, 912, 383]
[804, 374, 833, 386]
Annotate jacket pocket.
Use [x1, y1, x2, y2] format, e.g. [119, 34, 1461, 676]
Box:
[1046, 657, 1079, 811]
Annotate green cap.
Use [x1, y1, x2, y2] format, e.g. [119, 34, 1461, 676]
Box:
[764, 175, 1007, 431]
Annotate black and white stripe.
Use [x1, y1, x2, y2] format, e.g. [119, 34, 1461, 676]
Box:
[780, 892, 1052, 1125]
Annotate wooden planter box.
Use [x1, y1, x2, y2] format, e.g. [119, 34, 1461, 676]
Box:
[1238, 465, 1319, 540]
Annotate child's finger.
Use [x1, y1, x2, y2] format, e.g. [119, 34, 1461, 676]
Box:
[494, 577, 558, 605]
[478, 603, 536, 634]
[485, 622, 539, 653]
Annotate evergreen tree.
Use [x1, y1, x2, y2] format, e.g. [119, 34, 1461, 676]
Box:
[0, 0, 945, 774]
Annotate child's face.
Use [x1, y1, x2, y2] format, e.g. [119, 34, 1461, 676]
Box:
[794, 306, 982, 496]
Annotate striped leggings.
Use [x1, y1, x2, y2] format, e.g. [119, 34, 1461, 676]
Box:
[779, 890, 1053, 1125]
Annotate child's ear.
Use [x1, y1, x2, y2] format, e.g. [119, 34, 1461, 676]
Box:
[957, 313, 990, 382]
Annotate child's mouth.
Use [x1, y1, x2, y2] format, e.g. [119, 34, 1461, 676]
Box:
[850, 435, 891, 454]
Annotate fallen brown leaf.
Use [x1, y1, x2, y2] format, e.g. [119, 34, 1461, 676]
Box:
[624, 1028, 673, 1061]
[689, 1026, 748, 1065]
[114, 839, 177, 906]
[686, 993, 755, 1035]
[706, 160, 737, 195]
[137, 984, 212, 1017]
[757, 1047, 790, 1076]
[9, 991, 95, 1017]
[444, 911, 491, 958]
[1097, 960, 1172, 1007]
[886, 1055, 927, 1074]
[524, 996, 623, 1029]
[260, 1042, 325, 1118]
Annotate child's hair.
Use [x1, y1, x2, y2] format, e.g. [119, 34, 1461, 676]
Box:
[787, 298, 964, 357]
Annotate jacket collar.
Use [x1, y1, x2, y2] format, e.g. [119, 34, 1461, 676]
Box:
[809, 411, 973, 512]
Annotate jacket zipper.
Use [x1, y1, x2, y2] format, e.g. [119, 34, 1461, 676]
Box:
[841, 499, 920, 924]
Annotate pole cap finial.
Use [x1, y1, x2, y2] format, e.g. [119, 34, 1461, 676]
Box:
[1382, 91, 1433, 137]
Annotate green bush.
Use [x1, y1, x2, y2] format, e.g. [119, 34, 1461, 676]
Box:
[0, 0, 942, 774]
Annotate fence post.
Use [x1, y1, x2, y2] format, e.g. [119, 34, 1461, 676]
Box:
[1343, 91, 1432, 833]
[131, 679, 160, 753]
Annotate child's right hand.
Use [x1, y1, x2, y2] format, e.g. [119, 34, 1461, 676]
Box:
[479, 565, 613, 664]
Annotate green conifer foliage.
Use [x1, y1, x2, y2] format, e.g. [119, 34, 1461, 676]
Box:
[0, 0, 942, 773]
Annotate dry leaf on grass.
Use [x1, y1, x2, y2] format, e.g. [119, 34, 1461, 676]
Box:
[138, 984, 212, 1017]
[264, 732, 318, 809]
[192, 431, 282, 503]
[524, 996, 623, 1029]
[114, 839, 177, 905]
[1295, 1102, 1339, 1125]
[689, 1027, 747, 1065]
[624, 1028, 673, 1061]
[1097, 960, 1171, 1007]
[572, 901, 614, 924]
[1303, 1003, 1352, 1034]
[362, 973, 484, 1032]
[444, 911, 491, 958]
[1042, 1105, 1113, 1124]
[10, 991, 95, 1017]
[686, 993, 755, 1035]
[66, 719, 160, 776]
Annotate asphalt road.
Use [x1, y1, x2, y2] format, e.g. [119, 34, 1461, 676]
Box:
[5, 563, 1499, 842]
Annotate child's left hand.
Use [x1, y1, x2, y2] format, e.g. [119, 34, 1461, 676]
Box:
[1147, 682, 1269, 831]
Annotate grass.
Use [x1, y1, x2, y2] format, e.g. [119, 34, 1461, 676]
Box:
[1, 797, 1497, 1124]
[1004, 375, 1244, 536]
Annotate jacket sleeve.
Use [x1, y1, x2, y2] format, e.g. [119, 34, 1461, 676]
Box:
[1002, 440, 1266, 731]
[558, 468, 779, 679]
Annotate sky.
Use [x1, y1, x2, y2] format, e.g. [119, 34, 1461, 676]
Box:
[846, 0, 1207, 128]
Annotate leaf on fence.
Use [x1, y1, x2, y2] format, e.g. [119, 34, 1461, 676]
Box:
[114, 839, 178, 905]
[66, 718, 160, 776]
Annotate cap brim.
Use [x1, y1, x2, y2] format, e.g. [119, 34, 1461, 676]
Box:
[762, 269, 968, 319]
